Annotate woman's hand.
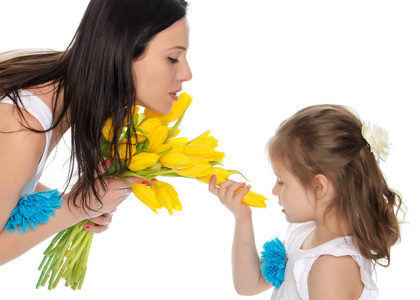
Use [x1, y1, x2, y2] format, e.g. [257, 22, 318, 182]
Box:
[70, 161, 145, 233]
[84, 209, 117, 234]
[208, 175, 252, 221]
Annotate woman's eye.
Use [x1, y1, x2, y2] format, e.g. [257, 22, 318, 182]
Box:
[168, 57, 179, 64]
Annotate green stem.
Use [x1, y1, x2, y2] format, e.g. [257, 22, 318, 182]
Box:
[114, 177, 135, 186]
[165, 109, 187, 143]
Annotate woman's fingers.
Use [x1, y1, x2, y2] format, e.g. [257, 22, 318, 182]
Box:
[87, 212, 113, 226]
[94, 159, 110, 179]
[84, 212, 114, 234]
[84, 223, 109, 234]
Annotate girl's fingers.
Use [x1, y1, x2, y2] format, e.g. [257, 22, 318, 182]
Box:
[224, 182, 247, 203]
[208, 175, 219, 196]
[235, 184, 251, 199]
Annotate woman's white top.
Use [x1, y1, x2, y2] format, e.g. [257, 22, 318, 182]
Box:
[271, 221, 379, 300]
[1, 90, 53, 196]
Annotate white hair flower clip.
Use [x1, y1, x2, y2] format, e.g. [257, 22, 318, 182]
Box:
[361, 121, 390, 163]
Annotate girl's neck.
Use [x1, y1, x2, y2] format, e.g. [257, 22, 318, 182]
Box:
[301, 217, 351, 250]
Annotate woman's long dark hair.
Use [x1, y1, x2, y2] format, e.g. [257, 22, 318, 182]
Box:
[0, 0, 188, 212]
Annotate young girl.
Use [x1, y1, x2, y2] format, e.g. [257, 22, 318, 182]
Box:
[209, 105, 402, 299]
[0, 0, 191, 265]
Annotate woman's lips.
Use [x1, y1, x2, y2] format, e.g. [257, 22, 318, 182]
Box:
[169, 92, 179, 101]
[169, 89, 182, 101]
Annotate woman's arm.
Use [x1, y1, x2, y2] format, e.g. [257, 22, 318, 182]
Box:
[209, 176, 272, 295]
[0, 103, 80, 265]
[0, 104, 133, 265]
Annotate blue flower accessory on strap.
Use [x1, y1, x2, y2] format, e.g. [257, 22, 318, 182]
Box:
[260, 237, 287, 289]
[4, 189, 63, 235]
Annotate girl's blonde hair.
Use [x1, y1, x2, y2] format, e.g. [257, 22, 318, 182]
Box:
[268, 104, 402, 266]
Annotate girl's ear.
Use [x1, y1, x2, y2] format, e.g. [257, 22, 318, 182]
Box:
[312, 174, 330, 200]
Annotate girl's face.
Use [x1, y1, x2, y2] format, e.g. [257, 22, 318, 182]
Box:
[132, 17, 192, 114]
[271, 158, 317, 223]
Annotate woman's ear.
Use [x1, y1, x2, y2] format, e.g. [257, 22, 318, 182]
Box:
[312, 174, 330, 200]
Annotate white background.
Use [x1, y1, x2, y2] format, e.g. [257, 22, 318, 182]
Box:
[0, 0, 419, 299]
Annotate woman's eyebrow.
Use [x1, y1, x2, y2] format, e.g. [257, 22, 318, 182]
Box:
[167, 45, 187, 51]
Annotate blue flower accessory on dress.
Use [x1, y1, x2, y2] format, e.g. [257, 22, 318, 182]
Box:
[4, 189, 63, 235]
[260, 237, 287, 289]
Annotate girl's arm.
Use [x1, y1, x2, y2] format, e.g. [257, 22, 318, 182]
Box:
[308, 255, 364, 300]
[209, 176, 272, 295]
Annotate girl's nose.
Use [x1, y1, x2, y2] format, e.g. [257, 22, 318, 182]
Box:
[272, 184, 278, 196]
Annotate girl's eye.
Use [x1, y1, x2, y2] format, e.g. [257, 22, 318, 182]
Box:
[168, 57, 179, 64]
[277, 179, 284, 186]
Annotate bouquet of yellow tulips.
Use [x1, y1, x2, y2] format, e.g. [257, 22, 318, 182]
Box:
[36, 92, 268, 290]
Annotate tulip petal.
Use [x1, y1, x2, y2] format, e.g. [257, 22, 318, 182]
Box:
[235, 188, 268, 208]
[132, 183, 162, 213]
[160, 151, 193, 169]
[175, 163, 213, 178]
[128, 152, 160, 171]
[195, 167, 230, 185]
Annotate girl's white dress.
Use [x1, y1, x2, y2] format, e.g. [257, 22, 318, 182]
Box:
[1, 90, 53, 196]
[271, 221, 379, 300]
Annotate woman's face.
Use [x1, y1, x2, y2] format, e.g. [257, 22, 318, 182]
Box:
[132, 17, 192, 114]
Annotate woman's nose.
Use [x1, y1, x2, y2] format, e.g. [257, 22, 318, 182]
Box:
[178, 61, 192, 82]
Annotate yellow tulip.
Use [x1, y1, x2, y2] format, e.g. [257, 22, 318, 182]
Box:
[147, 125, 169, 152]
[160, 151, 193, 169]
[151, 181, 181, 215]
[102, 118, 114, 142]
[111, 138, 137, 160]
[175, 163, 213, 177]
[124, 105, 141, 124]
[183, 144, 225, 162]
[128, 152, 160, 171]
[132, 183, 162, 213]
[169, 92, 193, 122]
[152, 144, 172, 154]
[144, 92, 193, 124]
[236, 189, 268, 208]
[138, 117, 162, 134]
[183, 144, 213, 156]
[189, 130, 218, 149]
[167, 137, 189, 146]
[195, 167, 231, 185]
[144, 109, 171, 125]
[135, 128, 148, 143]
[168, 128, 181, 139]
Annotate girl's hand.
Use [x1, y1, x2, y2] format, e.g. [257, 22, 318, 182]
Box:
[209, 175, 252, 221]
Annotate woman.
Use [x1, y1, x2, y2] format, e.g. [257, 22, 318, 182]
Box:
[0, 0, 192, 265]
